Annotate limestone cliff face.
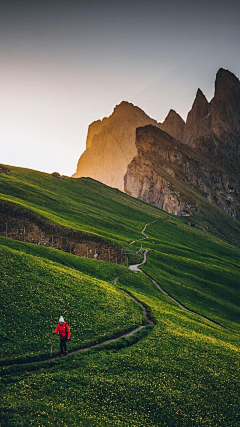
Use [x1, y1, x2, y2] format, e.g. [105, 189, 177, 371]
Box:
[85, 118, 108, 149]
[183, 69, 240, 169]
[125, 125, 240, 219]
[73, 101, 160, 191]
[124, 69, 240, 218]
[125, 156, 194, 216]
[209, 69, 240, 162]
[212, 68, 240, 132]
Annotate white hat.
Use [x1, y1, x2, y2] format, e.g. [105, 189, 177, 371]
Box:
[59, 316, 64, 323]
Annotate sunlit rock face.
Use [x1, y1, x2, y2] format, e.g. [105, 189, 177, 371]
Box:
[73, 101, 160, 191]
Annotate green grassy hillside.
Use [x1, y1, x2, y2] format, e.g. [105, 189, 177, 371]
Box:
[0, 164, 240, 426]
[0, 241, 143, 364]
[1, 249, 240, 426]
[0, 165, 165, 243]
[1, 163, 239, 246]
[141, 220, 240, 332]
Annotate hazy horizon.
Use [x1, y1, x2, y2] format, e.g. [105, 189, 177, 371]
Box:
[1, 0, 240, 176]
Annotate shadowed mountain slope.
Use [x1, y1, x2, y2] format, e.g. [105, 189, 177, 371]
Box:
[125, 69, 240, 234]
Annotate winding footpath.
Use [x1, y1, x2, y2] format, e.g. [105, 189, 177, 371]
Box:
[53, 222, 160, 360]
[129, 249, 148, 272]
[132, 221, 228, 330]
[3, 220, 232, 369]
[3, 230, 155, 367]
[65, 287, 155, 360]
[73, 220, 231, 360]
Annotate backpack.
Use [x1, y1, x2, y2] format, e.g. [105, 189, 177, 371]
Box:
[65, 323, 70, 340]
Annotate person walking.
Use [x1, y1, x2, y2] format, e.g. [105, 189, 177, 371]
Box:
[53, 316, 71, 357]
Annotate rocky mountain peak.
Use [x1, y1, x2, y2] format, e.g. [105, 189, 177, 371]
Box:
[112, 101, 154, 122]
[183, 88, 209, 146]
[85, 101, 152, 150]
[210, 68, 240, 139]
[214, 68, 240, 103]
[73, 101, 160, 191]
[160, 109, 185, 141]
[189, 89, 209, 122]
[113, 100, 137, 113]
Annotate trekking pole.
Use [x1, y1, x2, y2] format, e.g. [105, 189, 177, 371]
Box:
[50, 334, 54, 357]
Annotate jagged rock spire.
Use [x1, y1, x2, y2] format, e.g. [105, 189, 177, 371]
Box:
[214, 68, 240, 103]
[161, 109, 185, 142]
[183, 89, 209, 146]
[211, 68, 240, 136]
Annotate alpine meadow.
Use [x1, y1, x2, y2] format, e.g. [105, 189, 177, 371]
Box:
[0, 165, 240, 426]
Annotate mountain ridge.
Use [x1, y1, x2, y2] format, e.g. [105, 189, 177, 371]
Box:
[73, 68, 240, 230]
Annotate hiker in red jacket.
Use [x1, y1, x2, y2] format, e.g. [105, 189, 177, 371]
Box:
[53, 316, 71, 356]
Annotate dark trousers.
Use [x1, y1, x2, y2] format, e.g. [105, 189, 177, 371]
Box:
[60, 338, 67, 354]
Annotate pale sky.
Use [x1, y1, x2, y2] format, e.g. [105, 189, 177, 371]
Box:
[1, 0, 240, 176]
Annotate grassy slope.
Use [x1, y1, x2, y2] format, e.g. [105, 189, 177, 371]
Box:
[141, 220, 240, 332]
[0, 165, 166, 243]
[1, 165, 240, 425]
[1, 270, 240, 426]
[2, 164, 239, 247]
[1, 166, 240, 331]
[0, 241, 143, 364]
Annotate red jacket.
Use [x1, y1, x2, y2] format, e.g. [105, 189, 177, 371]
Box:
[54, 322, 70, 340]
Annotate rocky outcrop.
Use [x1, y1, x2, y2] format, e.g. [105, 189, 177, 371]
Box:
[213, 68, 240, 127]
[0, 165, 11, 175]
[183, 69, 240, 169]
[125, 125, 240, 219]
[125, 157, 194, 216]
[52, 172, 64, 179]
[0, 200, 122, 262]
[209, 69, 240, 161]
[125, 69, 240, 219]
[161, 109, 185, 142]
[73, 101, 160, 191]
[183, 89, 210, 147]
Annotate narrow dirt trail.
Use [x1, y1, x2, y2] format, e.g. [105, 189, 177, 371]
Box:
[133, 222, 230, 331]
[3, 220, 232, 368]
[129, 220, 157, 245]
[143, 271, 226, 329]
[68, 220, 232, 358]
[128, 249, 148, 272]
[3, 236, 155, 367]
[68, 286, 155, 359]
